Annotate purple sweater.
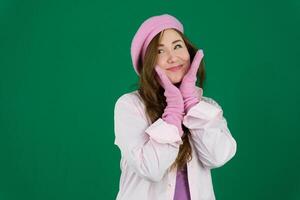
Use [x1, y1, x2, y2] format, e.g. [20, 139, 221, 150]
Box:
[173, 163, 191, 200]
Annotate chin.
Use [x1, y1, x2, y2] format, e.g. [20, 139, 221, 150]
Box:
[171, 77, 183, 84]
[168, 73, 184, 84]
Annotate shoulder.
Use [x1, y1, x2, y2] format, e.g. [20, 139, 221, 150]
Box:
[115, 90, 140, 103]
[114, 90, 144, 110]
[195, 86, 222, 110]
[114, 90, 149, 123]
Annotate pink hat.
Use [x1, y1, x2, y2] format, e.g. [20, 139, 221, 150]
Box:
[130, 14, 184, 76]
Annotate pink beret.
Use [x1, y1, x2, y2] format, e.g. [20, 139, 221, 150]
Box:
[130, 14, 184, 76]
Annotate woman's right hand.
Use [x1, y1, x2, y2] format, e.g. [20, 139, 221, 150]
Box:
[155, 66, 185, 136]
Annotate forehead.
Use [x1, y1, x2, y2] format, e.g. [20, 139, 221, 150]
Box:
[159, 29, 182, 43]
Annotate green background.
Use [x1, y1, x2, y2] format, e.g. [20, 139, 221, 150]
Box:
[1, 0, 299, 199]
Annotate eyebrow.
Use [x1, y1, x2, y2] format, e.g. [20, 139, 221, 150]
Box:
[158, 39, 183, 47]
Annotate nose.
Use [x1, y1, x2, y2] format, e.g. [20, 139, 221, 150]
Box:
[167, 52, 178, 63]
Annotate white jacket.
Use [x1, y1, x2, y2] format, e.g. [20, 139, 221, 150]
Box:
[114, 87, 237, 200]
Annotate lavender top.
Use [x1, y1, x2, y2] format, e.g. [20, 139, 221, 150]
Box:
[173, 163, 191, 200]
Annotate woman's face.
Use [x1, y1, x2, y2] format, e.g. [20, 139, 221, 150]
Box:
[156, 29, 190, 84]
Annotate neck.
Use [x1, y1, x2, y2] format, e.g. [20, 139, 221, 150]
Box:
[174, 82, 181, 88]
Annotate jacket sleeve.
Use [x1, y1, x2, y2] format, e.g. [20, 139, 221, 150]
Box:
[114, 94, 183, 182]
[182, 97, 237, 169]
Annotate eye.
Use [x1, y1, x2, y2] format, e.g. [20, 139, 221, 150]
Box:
[158, 44, 183, 54]
[174, 44, 182, 49]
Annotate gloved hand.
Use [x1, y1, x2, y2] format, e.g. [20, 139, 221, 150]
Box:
[179, 49, 204, 113]
[155, 66, 185, 137]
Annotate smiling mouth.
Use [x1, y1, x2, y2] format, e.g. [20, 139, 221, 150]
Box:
[167, 65, 183, 70]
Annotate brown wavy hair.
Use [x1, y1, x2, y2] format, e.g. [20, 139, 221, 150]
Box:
[135, 28, 206, 171]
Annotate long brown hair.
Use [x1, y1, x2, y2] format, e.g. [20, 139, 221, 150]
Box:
[136, 28, 206, 171]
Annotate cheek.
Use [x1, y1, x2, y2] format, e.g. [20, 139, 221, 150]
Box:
[179, 50, 190, 64]
[183, 54, 190, 66]
[156, 57, 169, 70]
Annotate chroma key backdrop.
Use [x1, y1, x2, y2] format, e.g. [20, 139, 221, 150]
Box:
[0, 0, 299, 199]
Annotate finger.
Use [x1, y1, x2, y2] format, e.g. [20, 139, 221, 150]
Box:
[199, 87, 203, 97]
[188, 49, 204, 75]
[155, 66, 172, 87]
[154, 66, 164, 86]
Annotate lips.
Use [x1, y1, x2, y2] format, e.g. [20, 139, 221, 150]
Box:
[167, 65, 183, 70]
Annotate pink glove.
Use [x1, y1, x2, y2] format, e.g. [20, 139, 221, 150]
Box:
[155, 66, 185, 137]
[179, 49, 204, 113]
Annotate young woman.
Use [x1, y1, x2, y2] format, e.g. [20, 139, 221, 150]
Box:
[114, 14, 237, 200]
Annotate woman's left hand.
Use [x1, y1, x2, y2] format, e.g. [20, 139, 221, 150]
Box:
[179, 49, 204, 113]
